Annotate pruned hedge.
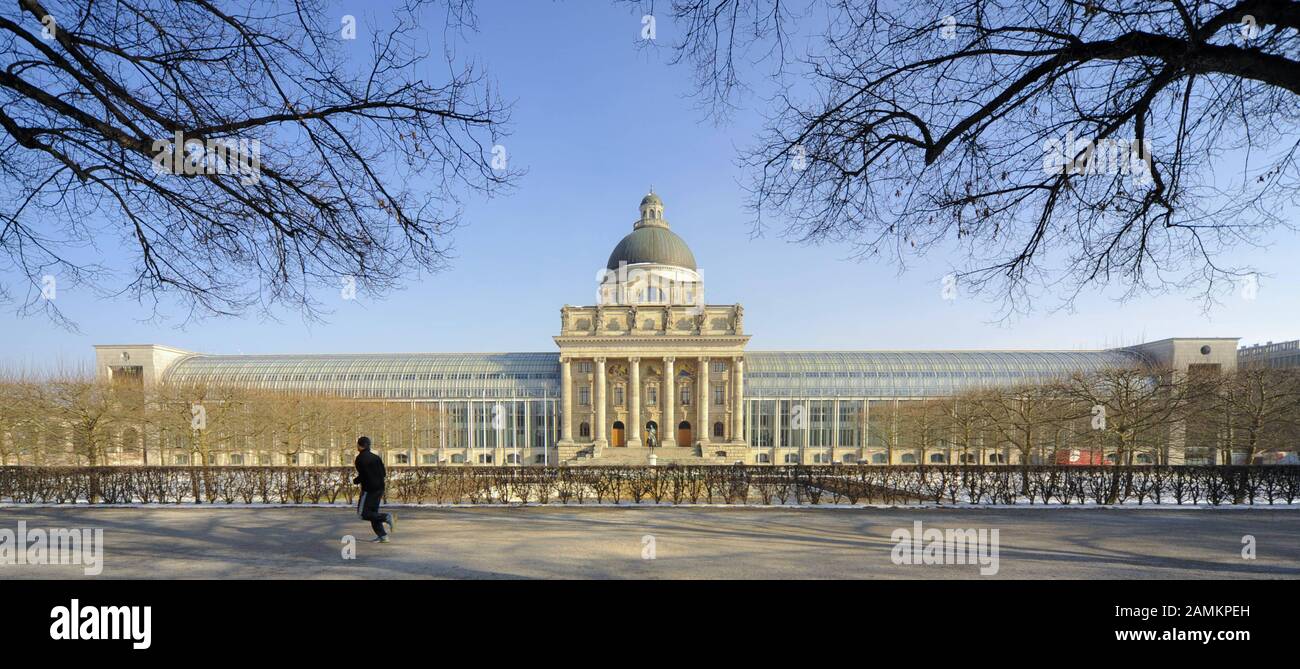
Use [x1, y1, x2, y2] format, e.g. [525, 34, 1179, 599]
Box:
[1, 465, 1297, 506]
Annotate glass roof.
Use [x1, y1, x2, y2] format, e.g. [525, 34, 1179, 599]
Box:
[165, 353, 561, 399]
[744, 350, 1148, 398]
[164, 349, 1148, 400]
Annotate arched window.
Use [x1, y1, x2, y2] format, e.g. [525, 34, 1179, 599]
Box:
[961, 453, 979, 464]
[505, 453, 521, 464]
[755, 453, 771, 463]
[1135, 454, 1153, 464]
[900, 453, 917, 464]
[713, 422, 725, 438]
[929, 453, 946, 464]
[451, 453, 465, 463]
[988, 453, 1005, 464]
[871, 453, 888, 464]
[841, 453, 857, 464]
[579, 422, 591, 438]
[783, 452, 799, 464]
[395, 452, 410, 464]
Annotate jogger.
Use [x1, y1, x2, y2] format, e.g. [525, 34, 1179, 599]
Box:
[353, 436, 394, 542]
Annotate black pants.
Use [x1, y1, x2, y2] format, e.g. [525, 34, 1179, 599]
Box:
[357, 489, 389, 537]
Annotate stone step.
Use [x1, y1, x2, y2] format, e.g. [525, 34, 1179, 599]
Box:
[564, 447, 740, 466]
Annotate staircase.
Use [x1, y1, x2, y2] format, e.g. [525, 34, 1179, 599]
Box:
[565, 447, 739, 466]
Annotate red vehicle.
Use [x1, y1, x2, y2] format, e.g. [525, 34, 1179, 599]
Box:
[1052, 448, 1107, 465]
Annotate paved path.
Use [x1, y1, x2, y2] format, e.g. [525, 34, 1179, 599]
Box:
[1, 507, 1297, 579]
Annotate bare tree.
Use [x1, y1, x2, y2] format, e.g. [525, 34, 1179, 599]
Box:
[0, 0, 517, 326]
[654, 0, 1300, 314]
[1061, 366, 1193, 466]
[939, 391, 993, 464]
[1212, 365, 1300, 463]
[978, 382, 1067, 492]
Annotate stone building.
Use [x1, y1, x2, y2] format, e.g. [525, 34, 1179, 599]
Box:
[93, 192, 1243, 466]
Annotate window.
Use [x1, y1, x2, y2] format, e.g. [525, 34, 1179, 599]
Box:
[812, 452, 831, 464]
[961, 453, 978, 464]
[421, 453, 438, 465]
[579, 422, 591, 438]
[534, 454, 548, 464]
[1135, 454, 1153, 464]
[681, 385, 691, 404]
[478, 453, 494, 464]
[713, 387, 724, 405]
[841, 453, 857, 464]
[783, 452, 800, 464]
[228, 453, 244, 465]
[173, 454, 190, 465]
[451, 453, 466, 463]
[579, 387, 590, 406]
[577, 361, 592, 374]
[505, 453, 521, 464]
[987, 453, 1005, 464]
[871, 453, 888, 464]
[755, 453, 771, 463]
[207, 453, 219, 465]
[614, 386, 625, 406]
[711, 361, 727, 373]
[713, 422, 725, 438]
[394, 452, 410, 464]
[648, 386, 658, 405]
[900, 453, 917, 464]
[258, 454, 271, 466]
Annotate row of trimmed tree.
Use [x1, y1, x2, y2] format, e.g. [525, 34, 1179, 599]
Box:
[0, 364, 1297, 466]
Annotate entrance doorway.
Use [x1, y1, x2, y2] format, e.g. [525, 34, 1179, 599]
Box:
[611, 421, 625, 447]
[677, 420, 692, 447]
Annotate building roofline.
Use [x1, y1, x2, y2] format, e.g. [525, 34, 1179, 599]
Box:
[93, 344, 194, 354]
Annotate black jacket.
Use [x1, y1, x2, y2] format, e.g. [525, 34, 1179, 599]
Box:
[353, 449, 386, 492]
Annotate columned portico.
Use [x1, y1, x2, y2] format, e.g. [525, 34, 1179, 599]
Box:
[628, 357, 642, 447]
[663, 356, 677, 448]
[697, 356, 709, 451]
[593, 357, 607, 449]
[731, 357, 744, 444]
[561, 357, 573, 442]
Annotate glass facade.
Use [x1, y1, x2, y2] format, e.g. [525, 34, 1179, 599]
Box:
[156, 348, 1148, 464]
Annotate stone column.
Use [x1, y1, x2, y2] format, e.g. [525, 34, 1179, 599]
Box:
[628, 357, 642, 447]
[663, 356, 677, 448]
[697, 356, 710, 451]
[594, 357, 607, 449]
[560, 358, 573, 443]
[731, 357, 745, 444]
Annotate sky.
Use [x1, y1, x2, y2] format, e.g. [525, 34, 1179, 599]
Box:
[2, 1, 1298, 368]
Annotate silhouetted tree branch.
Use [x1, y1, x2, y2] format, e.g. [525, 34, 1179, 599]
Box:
[653, 0, 1300, 315]
[0, 0, 518, 326]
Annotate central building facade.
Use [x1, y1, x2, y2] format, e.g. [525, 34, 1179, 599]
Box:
[93, 192, 1242, 467]
[555, 191, 750, 464]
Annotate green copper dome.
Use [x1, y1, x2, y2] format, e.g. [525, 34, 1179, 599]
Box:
[606, 225, 698, 271]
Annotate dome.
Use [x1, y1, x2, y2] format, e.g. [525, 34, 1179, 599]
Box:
[606, 226, 698, 270]
[640, 192, 663, 207]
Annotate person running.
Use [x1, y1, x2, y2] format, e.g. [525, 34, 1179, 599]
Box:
[353, 436, 395, 543]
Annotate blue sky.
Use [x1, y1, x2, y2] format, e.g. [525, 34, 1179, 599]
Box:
[2, 1, 1298, 367]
